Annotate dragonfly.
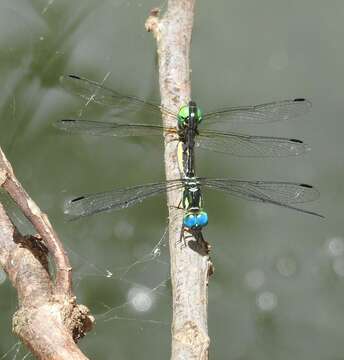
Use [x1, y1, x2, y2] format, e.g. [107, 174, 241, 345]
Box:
[58, 74, 322, 226]
[64, 177, 323, 227]
[56, 74, 312, 161]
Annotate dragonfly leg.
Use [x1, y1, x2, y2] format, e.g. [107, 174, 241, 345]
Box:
[177, 223, 188, 249]
[170, 198, 184, 210]
[176, 231, 183, 247]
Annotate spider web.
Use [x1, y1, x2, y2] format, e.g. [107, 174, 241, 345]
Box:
[58, 71, 172, 328]
[0, 224, 171, 359]
[68, 224, 171, 327]
[0, 342, 32, 360]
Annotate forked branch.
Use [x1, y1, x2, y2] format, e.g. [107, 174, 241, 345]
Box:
[0, 146, 94, 360]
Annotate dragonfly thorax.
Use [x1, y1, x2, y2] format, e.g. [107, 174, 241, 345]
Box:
[182, 181, 203, 211]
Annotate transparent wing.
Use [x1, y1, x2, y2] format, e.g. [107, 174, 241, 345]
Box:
[203, 98, 311, 125]
[55, 119, 169, 137]
[196, 129, 308, 157]
[60, 74, 162, 115]
[64, 180, 184, 219]
[200, 178, 323, 217]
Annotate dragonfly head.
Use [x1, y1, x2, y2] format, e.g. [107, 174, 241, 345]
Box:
[183, 210, 208, 230]
[178, 102, 203, 128]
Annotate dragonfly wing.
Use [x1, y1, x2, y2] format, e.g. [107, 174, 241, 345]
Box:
[203, 98, 311, 125]
[200, 178, 322, 217]
[196, 130, 307, 157]
[60, 74, 161, 115]
[64, 180, 184, 219]
[55, 120, 166, 137]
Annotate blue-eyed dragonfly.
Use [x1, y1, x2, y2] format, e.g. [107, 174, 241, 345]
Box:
[58, 75, 322, 226]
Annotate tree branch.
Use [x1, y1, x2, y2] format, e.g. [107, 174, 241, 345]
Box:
[0, 147, 72, 296]
[0, 147, 94, 360]
[146, 2, 212, 359]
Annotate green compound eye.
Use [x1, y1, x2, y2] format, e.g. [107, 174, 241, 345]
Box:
[178, 106, 189, 127]
[196, 107, 203, 123]
[177, 105, 203, 127]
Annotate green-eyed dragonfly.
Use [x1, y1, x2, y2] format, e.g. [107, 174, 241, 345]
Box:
[65, 177, 323, 227]
[58, 74, 322, 227]
[56, 74, 311, 160]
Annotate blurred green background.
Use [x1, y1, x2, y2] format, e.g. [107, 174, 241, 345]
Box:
[0, 0, 343, 359]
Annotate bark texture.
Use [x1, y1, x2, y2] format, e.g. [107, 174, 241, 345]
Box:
[146, 2, 212, 359]
[0, 147, 94, 360]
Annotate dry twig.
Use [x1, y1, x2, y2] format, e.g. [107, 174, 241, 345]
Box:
[146, 1, 212, 358]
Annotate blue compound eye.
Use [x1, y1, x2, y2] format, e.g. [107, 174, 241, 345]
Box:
[183, 213, 197, 229]
[196, 211, 208, 228]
